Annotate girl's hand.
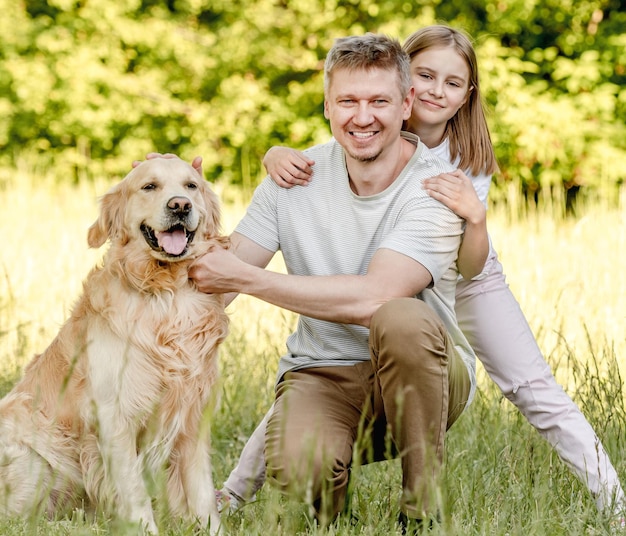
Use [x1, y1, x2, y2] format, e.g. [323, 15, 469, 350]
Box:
[131, 153, 204, 177]
[263, 146, 315, 188]
[423, 169, 485, 225]
[424, 169, 488, 279]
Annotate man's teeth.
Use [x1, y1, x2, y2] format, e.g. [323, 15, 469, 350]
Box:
[352, 132, 375, 138]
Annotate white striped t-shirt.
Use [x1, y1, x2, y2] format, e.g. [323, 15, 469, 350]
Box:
[235, 132, 477, 402]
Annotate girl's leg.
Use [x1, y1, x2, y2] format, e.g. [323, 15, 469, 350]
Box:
[455, 250, 625, 514]
[220, 405, 273, 509]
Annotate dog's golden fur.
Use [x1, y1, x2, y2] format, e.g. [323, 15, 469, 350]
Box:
[0, 158, 228, 534]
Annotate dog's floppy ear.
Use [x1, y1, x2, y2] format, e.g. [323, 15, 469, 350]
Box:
[87, 182, 129, 248]
[200, 181, 223, 239]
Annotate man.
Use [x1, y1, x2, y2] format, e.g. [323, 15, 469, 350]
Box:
[189, 33, 475, 530]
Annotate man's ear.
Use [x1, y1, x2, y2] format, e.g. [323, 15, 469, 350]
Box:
[402, 87, 415, 121]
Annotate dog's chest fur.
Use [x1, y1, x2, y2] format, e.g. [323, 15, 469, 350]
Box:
[80, 258, 227, 435]
[0, 160, 227, 531]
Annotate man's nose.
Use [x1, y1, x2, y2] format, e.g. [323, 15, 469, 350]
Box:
[353, 102, 374, 125]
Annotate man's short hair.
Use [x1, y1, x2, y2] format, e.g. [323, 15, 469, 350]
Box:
[324, 33, 411, 98]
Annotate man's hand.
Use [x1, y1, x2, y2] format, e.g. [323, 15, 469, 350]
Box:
[189, 246, 252, 295]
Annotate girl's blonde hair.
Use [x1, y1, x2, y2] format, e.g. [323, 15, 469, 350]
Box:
[403, 25, 498, 176]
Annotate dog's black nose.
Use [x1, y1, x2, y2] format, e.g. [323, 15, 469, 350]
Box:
[167, 196, 192, 215]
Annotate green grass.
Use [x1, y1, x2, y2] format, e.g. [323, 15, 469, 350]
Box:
[1, 170, 625, 535]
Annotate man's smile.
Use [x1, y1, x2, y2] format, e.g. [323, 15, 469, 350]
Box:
[350, 131, 378, 139]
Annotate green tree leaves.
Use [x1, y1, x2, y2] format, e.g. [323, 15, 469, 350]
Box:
[0, 0, 624, 208]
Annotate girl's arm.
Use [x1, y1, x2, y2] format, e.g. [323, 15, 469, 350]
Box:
[263, 146, 315, 188]
[423, 169, 488, 280]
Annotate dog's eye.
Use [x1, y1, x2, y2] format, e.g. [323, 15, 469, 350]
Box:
[142, 183, 157, 191]
[186, 183, 198, 190]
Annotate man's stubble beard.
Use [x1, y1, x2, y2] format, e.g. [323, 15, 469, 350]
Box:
[345, 148, 382, 163]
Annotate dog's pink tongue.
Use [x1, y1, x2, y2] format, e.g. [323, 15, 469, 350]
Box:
[156, 229, 187, 255]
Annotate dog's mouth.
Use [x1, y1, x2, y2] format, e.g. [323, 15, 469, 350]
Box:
[141, 223, 196, 257]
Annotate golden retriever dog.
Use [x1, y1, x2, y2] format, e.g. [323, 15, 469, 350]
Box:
[0, 158, 228, 534]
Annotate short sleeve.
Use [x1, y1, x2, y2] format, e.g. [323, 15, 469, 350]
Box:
[234, 177, 281, 253]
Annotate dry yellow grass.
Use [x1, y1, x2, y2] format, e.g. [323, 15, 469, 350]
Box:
[488, 206, 626, 388]
[1, 172, 624, 392]
[1, 171, 625, 535]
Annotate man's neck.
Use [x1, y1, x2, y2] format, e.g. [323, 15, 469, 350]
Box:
[346, 137, 415, 196]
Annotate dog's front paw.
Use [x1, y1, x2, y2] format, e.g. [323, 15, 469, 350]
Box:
[141, 517, 159, 536]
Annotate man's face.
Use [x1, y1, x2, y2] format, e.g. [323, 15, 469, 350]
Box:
[324, 67, 413, 163]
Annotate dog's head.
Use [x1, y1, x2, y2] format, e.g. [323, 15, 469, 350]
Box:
[88, 158, 221, 262]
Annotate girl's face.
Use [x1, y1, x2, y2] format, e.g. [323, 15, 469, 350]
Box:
[406, 46, 472, 139]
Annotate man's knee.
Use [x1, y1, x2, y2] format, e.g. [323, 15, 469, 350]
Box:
[370, 298, 446, 364]
[372, 298, 443, 335]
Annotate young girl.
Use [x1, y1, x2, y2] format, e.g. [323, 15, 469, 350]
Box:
[217, 25, 625, 521]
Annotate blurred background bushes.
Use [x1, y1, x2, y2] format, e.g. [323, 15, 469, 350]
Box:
[1, 0, 625, 212]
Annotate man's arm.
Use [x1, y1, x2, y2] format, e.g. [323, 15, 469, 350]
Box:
[190, 233, 432, 328]
[214, 233, 275, 307]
